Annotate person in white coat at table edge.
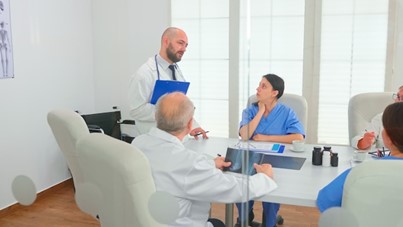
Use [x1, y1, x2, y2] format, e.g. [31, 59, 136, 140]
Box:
[128, 27, 208, 139]
[131, 92, 278, 227]
[351, 85, 403, 150]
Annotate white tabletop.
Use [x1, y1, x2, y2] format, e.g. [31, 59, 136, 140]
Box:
[184, 137, 358, 207]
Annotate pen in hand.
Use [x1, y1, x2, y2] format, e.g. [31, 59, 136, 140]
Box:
[194, 131, 209, 136]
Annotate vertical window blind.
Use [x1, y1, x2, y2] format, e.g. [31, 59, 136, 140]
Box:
[318, 0, 388, 144]
[172, 0, 230, 137]
[243, 0, 305, 98]
[172, 0, 390, 144]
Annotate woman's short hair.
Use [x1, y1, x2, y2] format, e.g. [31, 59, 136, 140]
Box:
[382, 102, 403, 152]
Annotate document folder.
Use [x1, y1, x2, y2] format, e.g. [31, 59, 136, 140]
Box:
[150, 80, 190, 104]
[224, 147, 306, 175]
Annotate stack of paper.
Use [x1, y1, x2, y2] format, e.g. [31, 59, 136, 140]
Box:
[230, 141, 285, 153]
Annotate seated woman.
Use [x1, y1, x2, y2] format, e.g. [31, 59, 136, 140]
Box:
[317, 101, 403, 212]
[236, 73, 305, 227]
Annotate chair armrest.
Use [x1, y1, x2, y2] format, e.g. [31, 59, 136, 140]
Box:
[120, 120, 136, 125]
[87, 124, 104, 134]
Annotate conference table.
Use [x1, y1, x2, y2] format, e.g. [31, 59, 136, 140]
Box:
[184, 137, 361, 226]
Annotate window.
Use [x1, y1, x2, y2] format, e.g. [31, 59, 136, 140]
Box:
[172, 0, 391, 144]
[242, 0, 305, 98]
[172, 0, 230, 137]
[318, 0, 388, 144]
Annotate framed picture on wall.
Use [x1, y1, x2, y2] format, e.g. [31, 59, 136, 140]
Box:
[0, 0, 13, 79]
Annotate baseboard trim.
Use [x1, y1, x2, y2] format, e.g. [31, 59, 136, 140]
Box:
[0, 178, 73, 218]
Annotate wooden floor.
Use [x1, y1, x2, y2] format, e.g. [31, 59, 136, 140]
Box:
[210, 203, 320, 227]
[0, 179, 320, 227]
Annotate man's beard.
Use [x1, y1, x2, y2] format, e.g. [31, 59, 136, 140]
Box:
[166, 44, 182, 63]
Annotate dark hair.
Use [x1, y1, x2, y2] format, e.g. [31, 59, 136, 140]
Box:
[382, 102, 403, 152]
[262, 74, 284, 99]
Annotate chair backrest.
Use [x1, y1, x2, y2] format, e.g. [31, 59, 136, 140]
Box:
[80, 110, 136, 143]
[348, 92, 393, 145]
[76, 133, 164, 227]
[342, 160, 403, 226]
[81, 110, 122, 139]
[247, 93, 308, 129]
[47, 109, 90, 187]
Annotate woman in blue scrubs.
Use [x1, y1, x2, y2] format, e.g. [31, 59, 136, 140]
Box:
[236, 74, 305, 227]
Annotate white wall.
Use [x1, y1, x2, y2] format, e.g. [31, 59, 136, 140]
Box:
[0, 0, 169, 210]
[0, 0, 95, 209]
[91, 0, 170, 119]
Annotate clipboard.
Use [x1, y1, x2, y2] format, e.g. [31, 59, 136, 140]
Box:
[150, 80, 190, 104]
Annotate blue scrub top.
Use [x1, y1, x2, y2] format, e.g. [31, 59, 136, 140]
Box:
[240, 102, 305, 139]
[316, 156, 403, 212]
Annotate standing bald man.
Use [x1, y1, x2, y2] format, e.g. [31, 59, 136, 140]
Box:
[128, 27, 208, 138]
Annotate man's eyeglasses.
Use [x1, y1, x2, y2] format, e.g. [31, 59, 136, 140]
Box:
[392, 93, 402, 101]
[369, 147, 390, 158]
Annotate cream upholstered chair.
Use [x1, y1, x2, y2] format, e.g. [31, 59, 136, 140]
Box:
[76, 133, 165, 227]
[47, 109, 99, 218]
[247, 93, 308, 129]
[348, 92, 393, 146]
[342, 160, 403, 226]
[47, 109, 90, 190]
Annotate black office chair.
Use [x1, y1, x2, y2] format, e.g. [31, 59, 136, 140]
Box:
[79, 107, 135, 143]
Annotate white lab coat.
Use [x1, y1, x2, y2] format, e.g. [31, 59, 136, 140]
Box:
[351, 113, 384, 149]
[132, 128, 278, 227]
[128, 55, 199, 135]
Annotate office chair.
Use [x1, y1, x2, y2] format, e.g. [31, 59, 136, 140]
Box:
[248, 93, 308, 129]
[76, 133, 165, 227]
[80, 107, 135, 143]
[342, 160, 403, 226]
[348, 92, 393, 146]
[47, 109, 97, 218]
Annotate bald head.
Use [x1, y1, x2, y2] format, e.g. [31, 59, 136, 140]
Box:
[161, 27, 178, 41]
[155, 92, 194, 134]
[159, 27, 188, 64]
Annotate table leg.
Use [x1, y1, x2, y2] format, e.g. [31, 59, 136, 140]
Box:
[225, 203, 234, 226]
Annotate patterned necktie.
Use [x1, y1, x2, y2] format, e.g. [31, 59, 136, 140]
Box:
[168, 64, 177, 80]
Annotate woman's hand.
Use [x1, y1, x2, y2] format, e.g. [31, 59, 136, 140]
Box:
[257, 101, 266, 115]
